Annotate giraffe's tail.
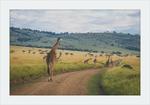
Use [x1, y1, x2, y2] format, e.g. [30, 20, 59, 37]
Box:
[43, 56, 47, 60]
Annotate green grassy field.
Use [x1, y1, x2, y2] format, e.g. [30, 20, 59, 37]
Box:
[88, 56, 140, 95]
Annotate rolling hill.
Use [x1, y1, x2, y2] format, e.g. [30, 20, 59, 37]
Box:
[10, 27, 140, 55]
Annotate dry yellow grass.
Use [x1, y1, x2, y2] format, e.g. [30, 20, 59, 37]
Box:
[10, 45, 120, 64]
[10, 45, 123, 81]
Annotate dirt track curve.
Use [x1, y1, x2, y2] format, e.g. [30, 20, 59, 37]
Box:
[10, 59, 122, 95]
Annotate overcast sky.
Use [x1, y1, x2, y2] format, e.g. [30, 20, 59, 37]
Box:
[10, 10, 140, 35]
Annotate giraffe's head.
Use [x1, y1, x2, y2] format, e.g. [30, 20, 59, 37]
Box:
[57, 38, 62, 45]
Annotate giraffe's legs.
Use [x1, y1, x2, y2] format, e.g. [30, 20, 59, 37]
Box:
[94, 63, 97, 69]
[51, 69, 54, 81]
[47, 65, 51, 82]
[48, 62, 55, 82]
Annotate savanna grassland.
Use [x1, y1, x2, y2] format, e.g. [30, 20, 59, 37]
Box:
[10, 45, 140, 95]
[10, 27, 140, 95]
[10, 45, 121, 87]
[88, 55, 140, 95]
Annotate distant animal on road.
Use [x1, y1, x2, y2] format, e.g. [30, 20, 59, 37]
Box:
[84, 58, 92, 64]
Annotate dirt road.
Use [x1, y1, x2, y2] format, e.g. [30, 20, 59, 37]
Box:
[10, 59, 122, 95]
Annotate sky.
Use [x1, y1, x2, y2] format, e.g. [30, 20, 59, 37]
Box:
[10, 10, 140, 35]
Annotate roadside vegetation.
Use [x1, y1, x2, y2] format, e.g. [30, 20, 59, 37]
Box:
[87, 56, 140, 95]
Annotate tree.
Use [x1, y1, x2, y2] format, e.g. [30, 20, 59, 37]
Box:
[89, 54, 93, 56]
[93, 51, 98, 53]
[33, 52, 36, 56]
[116, 51, 121, 54]
[112, 51, 121, 54]
[10, 50, 15, 53]
[101, 51, 104, 54]
[84, 49, 89, 52]
[28, 51, 30, 55]
[100, 54, 103, 56]
[59, 52, 62, 56]
[70, 53, 73, 57]
[64, 32, 69, 34]
[22, 50, 25, 53]
[111, 44, 114, 46]
[90, 49, 93, 53]
[65, 52, 69, 56]
[40, 52, 44, 56]
[113, 31, 116, 33]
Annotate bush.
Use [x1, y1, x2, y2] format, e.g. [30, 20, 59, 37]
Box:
[122, 64, 133, 69]
[111, 44, 114, 46]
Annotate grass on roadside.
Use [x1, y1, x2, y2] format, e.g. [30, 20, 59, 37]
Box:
[87, 72, 105, 95]
[87, 58, 140, 95]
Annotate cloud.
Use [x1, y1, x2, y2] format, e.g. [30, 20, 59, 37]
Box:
[127, 12, 140, 17]
[10, 10, 140, 34]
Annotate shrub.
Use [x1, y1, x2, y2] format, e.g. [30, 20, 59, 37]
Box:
[122, 64, 133, 69]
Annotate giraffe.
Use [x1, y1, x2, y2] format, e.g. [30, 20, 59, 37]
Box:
[43, 55, 47, 60]
[45, 38, 62, 82]
[43, 53, 61, 62]
[94, 55, 97, 69]
[56, 54, 61, 62]
[105, 55, 110, 68]
[84, 58, 92, 64]
[111, 58, 113, 67]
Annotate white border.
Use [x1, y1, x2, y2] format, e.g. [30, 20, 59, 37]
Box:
[0, 0, 150, 105]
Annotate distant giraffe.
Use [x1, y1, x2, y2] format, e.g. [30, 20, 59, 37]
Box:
[84, 58, 92, 64]
[105, 55, 110, 68]
[111, 58, 113, 67]
[94, 55, 97, 69]
[45, 38, 62, 82]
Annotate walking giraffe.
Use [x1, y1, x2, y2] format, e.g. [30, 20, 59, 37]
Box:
[43, 53, 61, 63]
[84, 58, 92, 64]
[105, 55, 110, 68]
[56, 54, 61, 62]
[111, 58, 113, 67]
[45, 38, 62, 82]
[94, 55, 97, 69]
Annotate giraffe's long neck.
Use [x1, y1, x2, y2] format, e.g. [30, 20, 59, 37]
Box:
[87, 58, 91, 61]
[108, 57, 110, 62]
[52, 41, 60, 50]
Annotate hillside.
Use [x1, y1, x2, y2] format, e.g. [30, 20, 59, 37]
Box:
[10, 27, 140, 54]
